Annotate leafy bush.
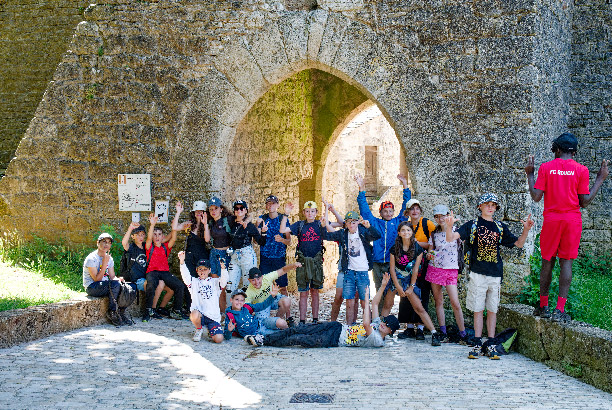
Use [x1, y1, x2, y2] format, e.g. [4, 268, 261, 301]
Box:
[0, 227, 126, 311]
[518, 235, 612, 331]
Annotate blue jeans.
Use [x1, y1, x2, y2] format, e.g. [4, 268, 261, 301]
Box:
[210, 248, 231, 278]
[86, 280, 121, 311]
[342, 270, 369, 300]
[228, 246, 257, 291]
[254, 294, 285, 323]
[257, 316, 281, 336]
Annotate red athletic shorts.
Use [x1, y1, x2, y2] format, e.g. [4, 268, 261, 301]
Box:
[540, 215, 582, 261]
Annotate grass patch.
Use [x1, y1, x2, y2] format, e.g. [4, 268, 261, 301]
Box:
[0, 227, 124, 312]
[517, 235, 612, 331]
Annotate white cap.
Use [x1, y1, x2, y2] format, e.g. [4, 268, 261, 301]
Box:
[192, 201, 206, 212]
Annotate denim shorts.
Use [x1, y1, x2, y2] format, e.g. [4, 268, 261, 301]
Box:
[254, 294, 285, 321]
[210, 248, 231, 278]
[260, 256, 288, 287]
[136, 278, 146, 291]
[342, 270, 370, 300]
[385, 271, 421, 298]
[257, 316, 280, 336]
[336, 270, 344, 289]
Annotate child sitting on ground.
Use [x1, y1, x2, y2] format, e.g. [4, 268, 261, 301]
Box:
[443, 193, 533, 359]
[179, 251, 228, 343]
[244, 273, 399, 348]
[224, 283, 285, 340]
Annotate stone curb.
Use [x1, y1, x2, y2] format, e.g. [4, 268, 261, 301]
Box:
[498, 303, 612, 394]
[0, 293, 143, 349]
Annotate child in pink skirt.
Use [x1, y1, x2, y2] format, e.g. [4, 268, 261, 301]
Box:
[426, 204, 466, 343]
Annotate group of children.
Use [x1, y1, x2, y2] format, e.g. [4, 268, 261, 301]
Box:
[82, 133, 608, 357]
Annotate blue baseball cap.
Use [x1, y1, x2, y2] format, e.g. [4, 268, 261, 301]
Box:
[207, 197, 223, 208]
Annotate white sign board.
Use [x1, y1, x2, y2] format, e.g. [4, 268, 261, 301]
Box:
[118, 174, 151, 212]
[155, 200, 169, 224]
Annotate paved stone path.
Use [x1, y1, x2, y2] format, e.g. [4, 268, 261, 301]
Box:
[1, 314, 612, 410]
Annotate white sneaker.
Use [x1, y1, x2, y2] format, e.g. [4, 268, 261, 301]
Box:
[193, 328, 204, 342]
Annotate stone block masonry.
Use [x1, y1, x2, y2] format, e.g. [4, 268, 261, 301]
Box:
[0, 0, 611, 297]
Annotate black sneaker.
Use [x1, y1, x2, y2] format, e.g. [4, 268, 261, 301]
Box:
[168, 310, 183, 320]
[107, 310, 122, 327]
[181, 311, 190, 320]
[156, 307, 171, 317]
[458, 334, 469, 345]
[150, 308, 163, 320]
[484, 345, 501, 360]
[286, 317, 295, 327]
[118, 309, 133, 326]
[468, 345, 482, 359]
[431, 332, 442, 346]
[142, 309, 150, 322]
[551, 308, 571, 323]
[312, 318, 319, 324]
[397, 328, 416, 340]
[416, 328, 425, 340]
[533, 305, 551, 319]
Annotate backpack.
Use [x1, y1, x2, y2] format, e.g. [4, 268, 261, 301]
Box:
[116, 282, 138, 309]
[463, 219, 503, 271]
[226, 304, 254, 337]
[480, 328, 518, 357]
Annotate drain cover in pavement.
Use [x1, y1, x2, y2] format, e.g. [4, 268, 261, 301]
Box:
[289, 393, 335, 403]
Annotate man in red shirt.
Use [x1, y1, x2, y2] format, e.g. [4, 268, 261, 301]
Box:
[526, 133, 608, 322]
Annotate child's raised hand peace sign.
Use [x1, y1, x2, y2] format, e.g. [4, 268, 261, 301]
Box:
[261, 220, 269, 233]
[359, 216, 370, 229]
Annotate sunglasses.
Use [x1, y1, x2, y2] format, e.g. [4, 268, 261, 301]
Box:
[234, 206, 245, 211]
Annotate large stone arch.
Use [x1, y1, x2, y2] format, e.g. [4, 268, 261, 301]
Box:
[173, 11, 470, 210]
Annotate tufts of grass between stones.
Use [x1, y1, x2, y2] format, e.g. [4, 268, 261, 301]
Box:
[0, 226, 124, 312]
[517, 235, 612, 331]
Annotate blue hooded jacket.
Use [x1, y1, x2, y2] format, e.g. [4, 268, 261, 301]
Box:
[357, 187, 411, 263]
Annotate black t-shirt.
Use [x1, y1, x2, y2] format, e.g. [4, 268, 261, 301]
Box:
[390, 242, 424, 273]
[126, 243, 147, 282]
[289, 220, 326, 258]
[230, 220, 265, 249]
[185, 232, 210, 269]
[457, 216, 518, 278]
[210, 217, 231, 248]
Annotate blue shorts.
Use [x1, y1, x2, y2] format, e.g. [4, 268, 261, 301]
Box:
[260, 256, 287, 287]
[197, 311, 223, 337]
[136, 278, 146, 291]
[385, 271, 421, 298]
[257, 316, 281, 336]
[342, 270, 370, 300]
[336, 271, 344, 289]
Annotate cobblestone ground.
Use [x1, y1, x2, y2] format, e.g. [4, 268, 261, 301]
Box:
[1, 292, 611, 410]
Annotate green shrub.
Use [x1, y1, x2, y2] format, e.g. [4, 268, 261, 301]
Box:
[518, 235, 612, 331]
[0, 227, 127, 311]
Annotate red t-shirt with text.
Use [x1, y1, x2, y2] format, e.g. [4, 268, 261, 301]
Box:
[146, 243, 172, 273]
[534, 158, 590, 217]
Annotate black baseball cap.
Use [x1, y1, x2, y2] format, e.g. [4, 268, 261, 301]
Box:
[248, 267, 263, 279]
[265, 195, 279, 204]
[196, 259, 211, 269]
[132, 225, 145, 234]
[233, 200, 248, 209]
[382, 315, 400, 335]
[552, 132, 578, 152]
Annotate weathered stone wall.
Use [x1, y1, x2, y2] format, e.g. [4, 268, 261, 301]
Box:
[0, 0, 89, 176]
[1, 0, 610, 297]
[569, 0, 612, 250]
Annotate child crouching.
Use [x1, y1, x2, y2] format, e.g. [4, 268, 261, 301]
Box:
[179, 251, 228, 343]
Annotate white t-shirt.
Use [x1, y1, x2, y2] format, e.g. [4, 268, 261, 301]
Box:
[338, 317, 384, 347]
[347, 231, 369, 271]
[82, 250, 114, 288]
[180, 264, 228, 322]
